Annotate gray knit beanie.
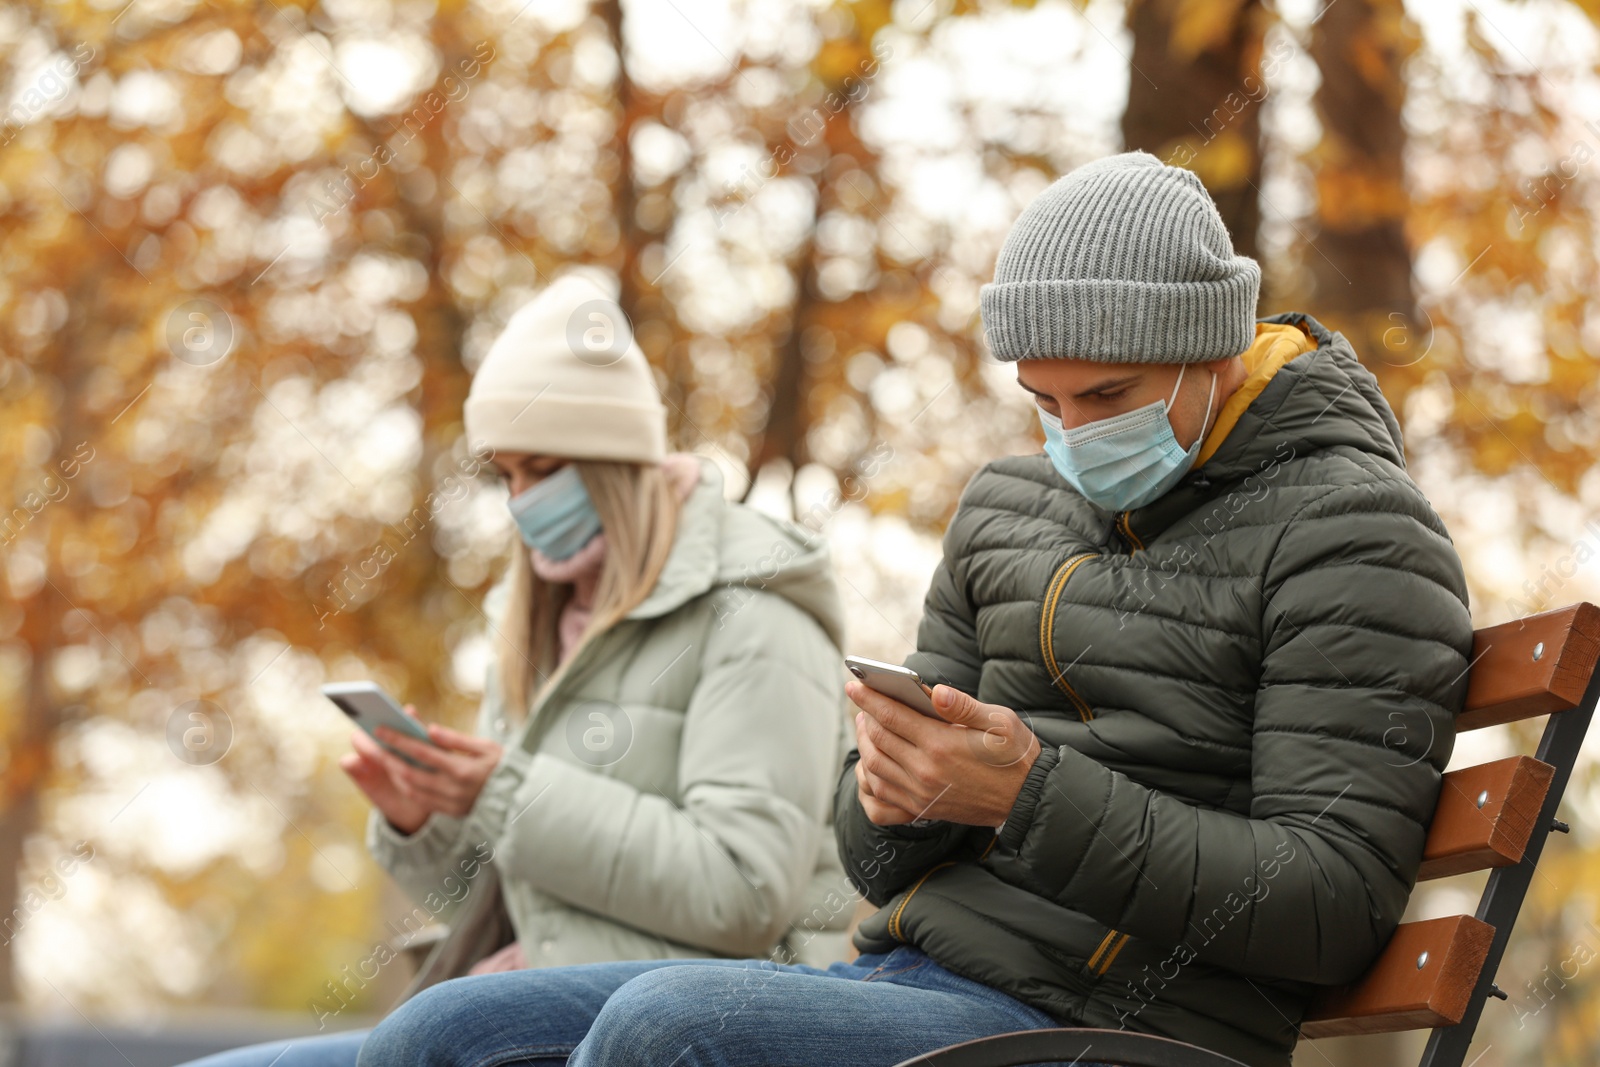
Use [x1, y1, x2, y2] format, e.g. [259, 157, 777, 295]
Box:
[980, 151, 1260, 364]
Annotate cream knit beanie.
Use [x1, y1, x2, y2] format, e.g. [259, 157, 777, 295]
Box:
[465, 270, 667, 463]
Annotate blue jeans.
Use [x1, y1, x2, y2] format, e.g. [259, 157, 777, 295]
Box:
[180, 946, 1068, 1066]
[363, 945, 1067, 1066]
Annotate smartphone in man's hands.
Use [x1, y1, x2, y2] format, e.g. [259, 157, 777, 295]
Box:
[321, 682, 436, 767]
[844, 656, 944, 720]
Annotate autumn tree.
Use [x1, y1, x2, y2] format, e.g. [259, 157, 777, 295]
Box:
[1121, 0, 1272, 259]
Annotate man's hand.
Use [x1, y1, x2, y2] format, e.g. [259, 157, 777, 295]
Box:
[340, 706, 505, 830]
[848, 679, 1041, 829]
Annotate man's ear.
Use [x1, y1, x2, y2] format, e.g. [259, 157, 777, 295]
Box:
[1205, 353, 1247, 389]
[1175, 356, 1236, 448]
[1199, 354, 1245, 412]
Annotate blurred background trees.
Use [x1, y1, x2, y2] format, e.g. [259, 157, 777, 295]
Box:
[3, 0, 1600, 1064]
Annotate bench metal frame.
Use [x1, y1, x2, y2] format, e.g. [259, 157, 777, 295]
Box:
[1415, 659, 1596, 1067]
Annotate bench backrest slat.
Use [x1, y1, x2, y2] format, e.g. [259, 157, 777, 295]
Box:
[1459, 603, 1600, 731]
[1417, 756, 1555, 881]
[1300, 916, 1494, 1039]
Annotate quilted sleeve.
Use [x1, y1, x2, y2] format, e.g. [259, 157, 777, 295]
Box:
[902, 555, 986, 696]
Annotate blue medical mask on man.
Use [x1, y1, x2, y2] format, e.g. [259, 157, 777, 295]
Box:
[1036, 363, 1217, 513]
[507, 464, 603, 559]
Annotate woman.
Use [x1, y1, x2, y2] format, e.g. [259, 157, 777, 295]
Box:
[185, 271, 854, 1065]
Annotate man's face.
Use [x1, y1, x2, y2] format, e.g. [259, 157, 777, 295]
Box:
[1015, 357, 1230, 452]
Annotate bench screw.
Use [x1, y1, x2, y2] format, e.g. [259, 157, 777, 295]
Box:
[1489, 984, 1509, 1001]
[1417, 951, 1429, 969]
[1476, 790, 1489, 809]
[1533, 642, 1545, 661]
[1551, 819, 1571, 834]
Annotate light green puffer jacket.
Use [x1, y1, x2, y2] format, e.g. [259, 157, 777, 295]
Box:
[369, 456, 857, 991]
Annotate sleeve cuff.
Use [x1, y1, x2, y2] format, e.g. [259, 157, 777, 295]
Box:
[996, 743, 1062, 853]
[366, 806, 467, 870]
[365, 746, 539, 875]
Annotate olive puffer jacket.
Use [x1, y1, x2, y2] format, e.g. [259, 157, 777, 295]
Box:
[835, 313, 1474, 1067]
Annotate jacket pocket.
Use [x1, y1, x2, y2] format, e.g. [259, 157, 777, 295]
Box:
[1040, 552, 1098, 722]
[886, 861, 957, 942]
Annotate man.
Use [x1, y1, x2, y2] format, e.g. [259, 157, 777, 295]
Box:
[838, 151, 1474, 1066]
[357, 151, 1473, 1067]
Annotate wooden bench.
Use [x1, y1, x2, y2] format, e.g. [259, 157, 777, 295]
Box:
[892, 602, 1600, 1067]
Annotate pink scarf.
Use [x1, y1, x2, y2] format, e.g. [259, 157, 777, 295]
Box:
[530, 453, 702, 665]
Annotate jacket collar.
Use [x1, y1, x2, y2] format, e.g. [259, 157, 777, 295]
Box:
[1126, 311, 1408, 543]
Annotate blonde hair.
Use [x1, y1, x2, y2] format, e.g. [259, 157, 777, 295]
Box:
[495, 460, 681, 721]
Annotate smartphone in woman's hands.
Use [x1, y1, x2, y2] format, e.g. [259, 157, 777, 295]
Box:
[322, 682, 437, 767]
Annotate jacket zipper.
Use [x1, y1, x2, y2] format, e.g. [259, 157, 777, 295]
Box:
[1042, 550, 1129, 975]
[522, 623, 634, 747]
[1086, 929, 1132, 976]
[1040, 552, 1098, 723]
[1115, 511, 1145, 553]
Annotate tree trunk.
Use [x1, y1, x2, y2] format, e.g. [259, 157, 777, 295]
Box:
[597, 0, 643, 344]
[745, 232, 819, 500]
[1308, 0, 1419, 389]
[1122, 0, 1267, 260]
[0, 745, 44, 1001]
[0, 272, 99, 1001]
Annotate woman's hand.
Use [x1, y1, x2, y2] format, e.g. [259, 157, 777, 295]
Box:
[341, 731, 432, 835]
[369, 710, 506, 819]
[467, 941, 528, 975]
[340, 708, 505, 829]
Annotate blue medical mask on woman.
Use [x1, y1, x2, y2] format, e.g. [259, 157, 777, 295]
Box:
[1036, 363, 1217, 513]
[507, 464, 603, 559]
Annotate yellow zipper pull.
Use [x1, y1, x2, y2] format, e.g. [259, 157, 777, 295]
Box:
[1117, 512, 1144, 553]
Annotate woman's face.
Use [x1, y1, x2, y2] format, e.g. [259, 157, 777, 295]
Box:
[491, 452, 568, 497]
